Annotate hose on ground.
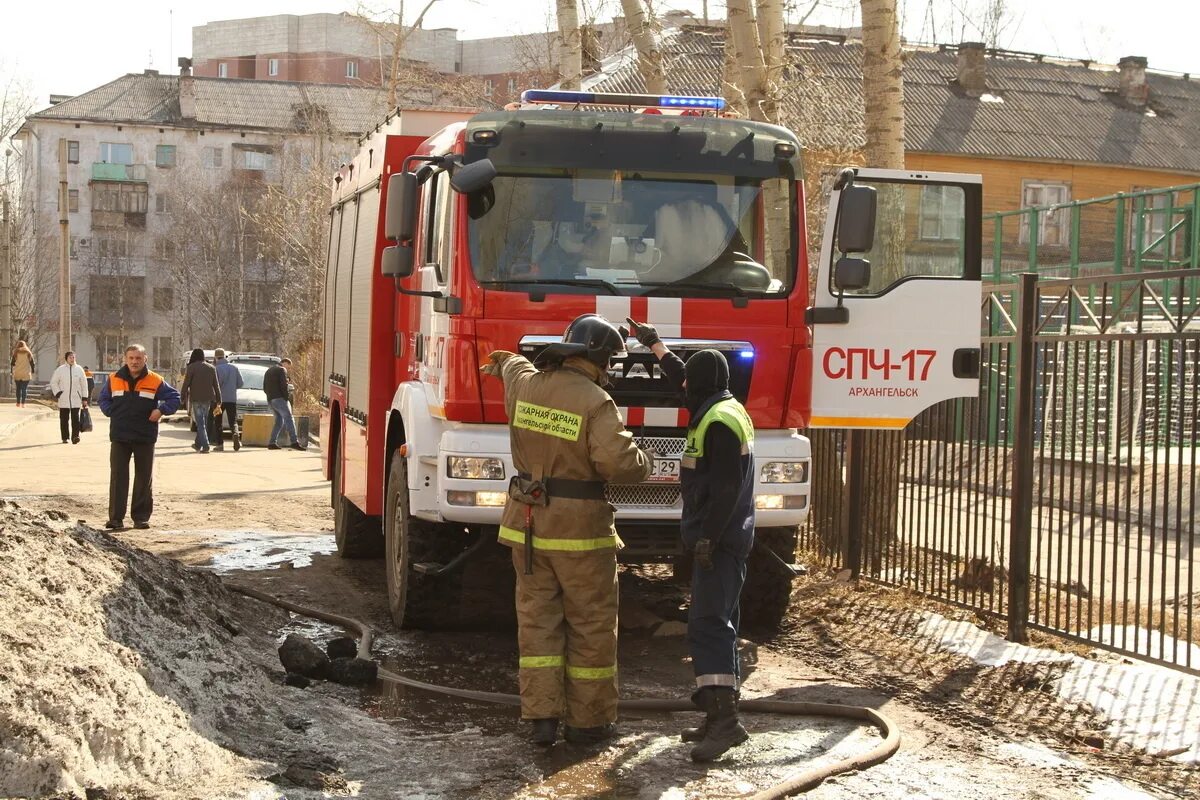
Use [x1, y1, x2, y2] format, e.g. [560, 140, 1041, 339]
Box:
[229, 582, 900, 799]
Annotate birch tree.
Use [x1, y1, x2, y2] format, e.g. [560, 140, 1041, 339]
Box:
[621, 0, 666, 94]
[556, 0, 583, 90]
[860, 0, 905, 169]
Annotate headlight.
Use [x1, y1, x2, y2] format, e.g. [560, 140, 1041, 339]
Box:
[446, 456, 505, 480]
[755, 494, 808, 510]
[761, 461, 809, 483]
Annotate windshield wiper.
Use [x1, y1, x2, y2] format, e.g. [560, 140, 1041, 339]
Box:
[631, 281, 751, 297]
[480, 278, 621, 296]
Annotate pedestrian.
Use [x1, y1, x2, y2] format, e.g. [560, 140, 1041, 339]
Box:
[264, 357, 304, 451]
[480, 314, 651, 747]
[627, 317, 756, 762]
[179, 348, 221, 453]
[10, 340, 34, 407]
[97, 343, 181, 531]
[210, 349, 243, 451]
[83, 366, 95, 400]
[49, 351, 90, 444]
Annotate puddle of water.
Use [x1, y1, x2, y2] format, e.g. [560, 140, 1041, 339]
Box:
[162, 529, 336, 574]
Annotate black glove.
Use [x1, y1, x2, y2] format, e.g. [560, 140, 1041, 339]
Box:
[694, 538, 714, 571]
[626, 317, 661, 349]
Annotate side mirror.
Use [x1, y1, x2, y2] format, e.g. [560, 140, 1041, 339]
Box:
[384, 172, 417, 241]
[450, 158, 497, 194]
[833, 256, 871, 292]
[382, 244, 415, 278]
[836, 184, 877, 253]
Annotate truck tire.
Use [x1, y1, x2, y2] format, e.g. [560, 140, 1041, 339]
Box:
[384, 452, 467, 629]
[332, 453, 383, 558]
[739, 526, 798, 632]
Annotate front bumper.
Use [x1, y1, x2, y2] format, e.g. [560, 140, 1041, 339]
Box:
[420, 425, 811, 529]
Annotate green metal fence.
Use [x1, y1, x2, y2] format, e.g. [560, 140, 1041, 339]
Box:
[988, 182, 1200, 280]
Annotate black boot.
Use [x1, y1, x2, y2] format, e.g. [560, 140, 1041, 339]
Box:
[689, 687, 749, 762]
[529, 718, 559, 747]
[564, 722, 616, 745]
[680, 688, 709, 742]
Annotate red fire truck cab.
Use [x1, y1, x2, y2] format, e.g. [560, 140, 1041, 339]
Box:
[322, 90, 983, 629]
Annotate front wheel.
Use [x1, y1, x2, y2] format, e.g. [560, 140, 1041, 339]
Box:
[739, 526, 799, 632]
[384, 452, 467, 628]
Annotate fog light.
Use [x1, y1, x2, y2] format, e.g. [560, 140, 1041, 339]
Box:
[761, 461, 809, 483]
[447, 456, 505, 480]
[755, 494, 807, 510]
[447, 490, 508, 507]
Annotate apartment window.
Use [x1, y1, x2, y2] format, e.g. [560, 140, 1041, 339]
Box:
[152, 337, 175, 369]
[152, 287, 174, 311]
[245, 283, 267, 311]
[155, 145, 176, 168]
[1019, 181, 1071, 246]
[68, 189, 79, 213]
[89, 276, 145, 309]
[154, 193, 171, 213]
[507, 77, 518, 94]
[234, 146, 275, 172]
[202, 146, 224, 168]
[92, 182, 147, 213]
[346, 60, 358, 79]
[268, 58, 279, 77]
[483, 79, 494, 97]
[98, 142, 133, 165]
[218, 62, 228, 78]
[154, 239, 177, 261]
[920, 185, 964, 240]
[67, 140, 80, 163]
[98, 236, 132, 259]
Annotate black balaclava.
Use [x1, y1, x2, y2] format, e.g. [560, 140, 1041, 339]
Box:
[684, 348, 731, 421]
[189, 348, 205, 364]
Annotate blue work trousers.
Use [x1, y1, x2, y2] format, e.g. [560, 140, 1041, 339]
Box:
[687, 539, 749, 687]
[269, 397, 297, 446]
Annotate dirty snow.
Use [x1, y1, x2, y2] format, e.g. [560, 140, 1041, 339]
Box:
[1087, 624, 1200, 666]
[914, 611, 1200, 765]
[184, 529, 337, 573]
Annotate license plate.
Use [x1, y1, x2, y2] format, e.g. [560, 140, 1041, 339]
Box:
[647, 457, 681, 483]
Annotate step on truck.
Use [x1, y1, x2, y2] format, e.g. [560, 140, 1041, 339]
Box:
[321, 90, 983, 630]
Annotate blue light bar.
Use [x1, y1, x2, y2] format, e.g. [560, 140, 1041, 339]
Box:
[520, 89, 726, 111]
[738, 350, 755, 359]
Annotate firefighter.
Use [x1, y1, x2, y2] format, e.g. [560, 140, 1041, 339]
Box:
[627, 317, 755, 761]
[480, 314, 651, 747]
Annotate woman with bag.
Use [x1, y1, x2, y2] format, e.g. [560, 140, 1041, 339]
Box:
[49, 351, 89, 444]
[10, 341, 35, 407]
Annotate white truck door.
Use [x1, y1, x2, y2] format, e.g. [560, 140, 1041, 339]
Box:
[808, 168, 983, 429]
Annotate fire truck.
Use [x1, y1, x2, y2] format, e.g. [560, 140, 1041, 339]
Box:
[321, 90, 983, 630]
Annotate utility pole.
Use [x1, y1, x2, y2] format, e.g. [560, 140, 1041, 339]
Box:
[0, 149, 12, 397]
[58, 138, 71, 358]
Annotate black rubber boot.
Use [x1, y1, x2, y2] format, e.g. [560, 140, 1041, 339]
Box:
[689, 688, 749, 762]
[564, 722, 616, 745]
[529, 718, 559, 747]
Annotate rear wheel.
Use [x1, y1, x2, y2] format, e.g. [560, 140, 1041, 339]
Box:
[384, 452, 468, 628]
[332, 448, 383, 558]
[739, 526, 799, 631]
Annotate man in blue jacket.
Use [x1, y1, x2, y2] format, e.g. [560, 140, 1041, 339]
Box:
[98, 343, 181, 530]
[627, 318, 755, 762]
[210, 349, 244, 451]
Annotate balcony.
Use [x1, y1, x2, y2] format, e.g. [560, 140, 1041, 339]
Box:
[91, 163, 148, 182]
[86, 308, 146, 330]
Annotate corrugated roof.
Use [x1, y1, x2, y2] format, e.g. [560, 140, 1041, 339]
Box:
[584, 27, 1200, 174]
[30, 74, 394, 136]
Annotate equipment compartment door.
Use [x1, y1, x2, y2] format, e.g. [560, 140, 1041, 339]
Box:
[809, 168, 983, 429]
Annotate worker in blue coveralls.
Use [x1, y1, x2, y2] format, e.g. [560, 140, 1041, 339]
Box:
[626, 317, 755, 761]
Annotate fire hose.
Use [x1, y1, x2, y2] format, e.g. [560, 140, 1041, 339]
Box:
[229, 582, 900, 799]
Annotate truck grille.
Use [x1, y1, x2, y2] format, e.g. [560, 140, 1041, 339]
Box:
[633, 436, 685, 456]
[606, 483, 682, 508]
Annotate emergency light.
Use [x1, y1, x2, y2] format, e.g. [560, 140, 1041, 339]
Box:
[520, 89, 726, 111]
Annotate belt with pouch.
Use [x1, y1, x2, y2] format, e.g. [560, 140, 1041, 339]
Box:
[517, 471, 606, 500]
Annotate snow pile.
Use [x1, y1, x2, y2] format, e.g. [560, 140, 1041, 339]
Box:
[0, 502, 264, 798]
[913, 611, 1200, 764]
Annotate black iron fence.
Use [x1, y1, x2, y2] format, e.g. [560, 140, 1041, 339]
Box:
[801, 268, 1200, 675]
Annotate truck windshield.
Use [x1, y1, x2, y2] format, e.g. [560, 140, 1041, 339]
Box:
[466, 170, 794, 297]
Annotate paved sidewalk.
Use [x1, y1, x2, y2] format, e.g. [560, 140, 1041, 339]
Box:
[0, 403, 55, 445]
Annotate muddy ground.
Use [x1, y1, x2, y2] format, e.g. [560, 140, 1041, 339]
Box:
[1, 412, 1194, 799]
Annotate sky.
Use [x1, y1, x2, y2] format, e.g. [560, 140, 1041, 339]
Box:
[1, 0, 1198, 110]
